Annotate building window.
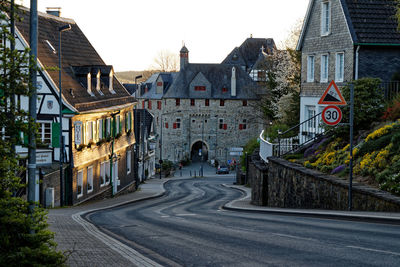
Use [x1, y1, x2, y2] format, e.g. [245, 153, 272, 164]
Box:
[239, 119, 247, 130]
[165, 122, 168, 129]
[77, 170, 83, 198]
[87, 166, 93, 193]
[109, 69, 115, 94]
[219, 119, 227, 130]
[96, 70, 101, 91]
[191, 99, 195, 106]
[173, 118, 181, 129]
[307, 55, 315, 82]
[176, 98, 180, 106]
[321, 1, 331, 36]
[86, 121, 94, 143]
[220, 100, 225, 106]
[157, 101, 162, 110]
[242, 100, 247, 106]
[306, 105, 316, 128]
[127, 150, 132, 174]
[142, 101, 145, 109]
[205, 99, 210, 106]
[257, 71, 266, 81]
[148, 100, 152, 110]
[106, 118, 111, 137]
[98, 119, 103, 139]
[320, 54, 329, 83]
[157, 81, 162, 86]
[195, 86, 206, 91]
[100, 161, 107, 186]
[125, 112, 131, 132]
[38, 122, 51, 145]
[87, 72, 92, 94]
[116, 115, 121, 134]
[222, 87, 228, 93]
[335, 52, 344, 82]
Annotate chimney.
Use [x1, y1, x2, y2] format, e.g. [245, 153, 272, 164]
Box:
[231, 67, 236, 97]
[180, 44, 189, 71]
[46, 7, 61, 17]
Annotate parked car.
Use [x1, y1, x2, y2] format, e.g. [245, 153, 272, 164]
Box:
[216, 165, 229, 174]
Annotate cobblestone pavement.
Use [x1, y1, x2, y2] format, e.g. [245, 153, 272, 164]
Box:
[47, 163, 400, 266]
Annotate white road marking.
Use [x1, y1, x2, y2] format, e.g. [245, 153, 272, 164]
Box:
[161, 215, 170, 218]
[272, 233, 315, 241]
[347, 246, 400, 256]
[72, 212, 162, 267]
[176, 213, 196, 216]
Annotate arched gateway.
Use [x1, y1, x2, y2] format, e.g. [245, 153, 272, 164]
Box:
[191, 141, 208, 162]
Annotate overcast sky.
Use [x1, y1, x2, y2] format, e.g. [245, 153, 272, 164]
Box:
[19, 0, 309, 71]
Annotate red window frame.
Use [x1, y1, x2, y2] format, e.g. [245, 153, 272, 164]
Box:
[148, 100, 152, 110]
[176, 98, 180, 106]
[157, 101, 162, 110]
[205, 99, 209, 106]
[195, 86, 206, 91]
[142, 101, 145, 109]
[191, 99, 195, 106]
[165, 122, 168, 129]
[243, 100, 247, 106]
[222, 87, 228, 93]
[157, 81, 163, 86]
[223, 124, 227, 130]
[220, 100, 225, 106]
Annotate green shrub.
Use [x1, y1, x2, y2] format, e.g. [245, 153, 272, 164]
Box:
[240, 138, 259, 169]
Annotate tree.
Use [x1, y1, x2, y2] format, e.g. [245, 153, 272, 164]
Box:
[152, 50, 179, 72]
[0, 2, 66, 265]
[258, 20, 302, 127]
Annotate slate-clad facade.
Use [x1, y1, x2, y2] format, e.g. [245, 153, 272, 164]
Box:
[13, 7, 136, 206]
[297, 0, 400, 127]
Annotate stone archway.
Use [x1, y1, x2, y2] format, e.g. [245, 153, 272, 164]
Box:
[191, 141, 208, 162]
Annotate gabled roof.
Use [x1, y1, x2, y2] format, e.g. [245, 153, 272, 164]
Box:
[297, 0, 400, 50]
[163, 63, 259, 100]
[15, 7, 134, 113]
[222, 38, 276, 70]
[140, 72, 177, 99]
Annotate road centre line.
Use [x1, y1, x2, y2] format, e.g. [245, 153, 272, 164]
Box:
[272, 233, 316, 242]
[347, 246, 400, 256]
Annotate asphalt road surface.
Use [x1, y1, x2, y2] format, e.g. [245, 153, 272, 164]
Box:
[88, 176, 400, 266]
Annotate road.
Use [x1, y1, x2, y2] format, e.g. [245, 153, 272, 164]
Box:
[88, 176, 400, 266]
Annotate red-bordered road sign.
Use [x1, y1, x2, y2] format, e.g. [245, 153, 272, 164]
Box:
[322, 105, 342, 126]
[318, 80, 347, 105]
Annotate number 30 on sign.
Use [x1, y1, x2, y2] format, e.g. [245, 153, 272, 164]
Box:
[322, 105, 342, 126]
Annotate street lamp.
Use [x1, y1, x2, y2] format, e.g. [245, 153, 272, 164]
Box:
[159, 110, 182, 179]
[58, 23, 71, 206]
[134, 75, 142, 104]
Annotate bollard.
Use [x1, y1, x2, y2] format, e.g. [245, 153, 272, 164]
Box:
[180, 170, 182, 177]
[190, 170, 192, 177]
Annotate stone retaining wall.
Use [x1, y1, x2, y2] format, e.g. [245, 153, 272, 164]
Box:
[248, 154, 400, 211]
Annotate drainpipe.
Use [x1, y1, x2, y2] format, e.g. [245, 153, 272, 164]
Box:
[355, 46, 360, 80]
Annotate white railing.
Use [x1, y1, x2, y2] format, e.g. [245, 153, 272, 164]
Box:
[259, 130, 277, 163]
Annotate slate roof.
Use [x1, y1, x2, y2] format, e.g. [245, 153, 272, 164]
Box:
[297, 0, 400, 49]
[140, 72, 177, 99]
[163, 63, 259, 100]
[343, 0, 400, 44]
[15, 8, 134, 113]
[222, 38, 276, 70]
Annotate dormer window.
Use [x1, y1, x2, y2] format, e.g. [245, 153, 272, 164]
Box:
[109, 69, 115, 94]
[96, 70, 101, 90]
[96, 70, 104, 96]
[87, 72, 94, 96]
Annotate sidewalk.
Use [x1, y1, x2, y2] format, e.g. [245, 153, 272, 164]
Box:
[47, 165, 400, 266]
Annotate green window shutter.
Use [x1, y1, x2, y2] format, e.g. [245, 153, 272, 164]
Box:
[119, 116, 122, 134]
[112, 117, 116, 137]
[103, 119, 106, 138]
[125, 113, 128, 132]
[52, 122, 60, 147]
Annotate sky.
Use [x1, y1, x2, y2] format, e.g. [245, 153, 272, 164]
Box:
[19, 0, 310, 72]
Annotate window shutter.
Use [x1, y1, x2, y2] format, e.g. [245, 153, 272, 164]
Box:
[119, 116, 122, 134]
[82, 123, 86, 144]
[52, 122, 60, 147]
[173, 123, 177, 129]
[165, 122, 168, 129]
[93, 121, 97, 142]
[112, 117, 116, 137]
[223, 124, 227, 130]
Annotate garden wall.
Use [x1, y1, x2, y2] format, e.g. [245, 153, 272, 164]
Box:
[249, 155, 400, 211]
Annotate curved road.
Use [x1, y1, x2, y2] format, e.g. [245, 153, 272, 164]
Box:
[88, 176, 400, 266]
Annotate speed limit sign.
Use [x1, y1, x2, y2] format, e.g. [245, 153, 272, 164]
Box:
[322, 105, 342, 126]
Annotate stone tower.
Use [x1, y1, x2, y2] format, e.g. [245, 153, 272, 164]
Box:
[180, 45, 189, 71]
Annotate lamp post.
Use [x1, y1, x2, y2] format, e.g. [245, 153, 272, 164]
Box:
[58, 23, 71, 206]
[159, 110, 182, 179]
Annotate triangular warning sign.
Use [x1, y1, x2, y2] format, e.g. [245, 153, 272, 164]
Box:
[318, 80, 347, 105]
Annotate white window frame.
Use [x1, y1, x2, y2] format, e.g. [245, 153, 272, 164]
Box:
[321, 1, 331, 36]
[106, 118, 111, 137]
[87, 166, 93, 193]
[306, 105, 316, 129]
[127, 150, 132, 174]
[77, 170, 83, 198]
[307, 55, 315, 82]
[100, 161, 106, 187]
[38, 121, 52, 145]
[320, 54, 329, 83]
[335, 52, 344, 82]
[87, 72, 94, 96]
[116, 115, 120, 134]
